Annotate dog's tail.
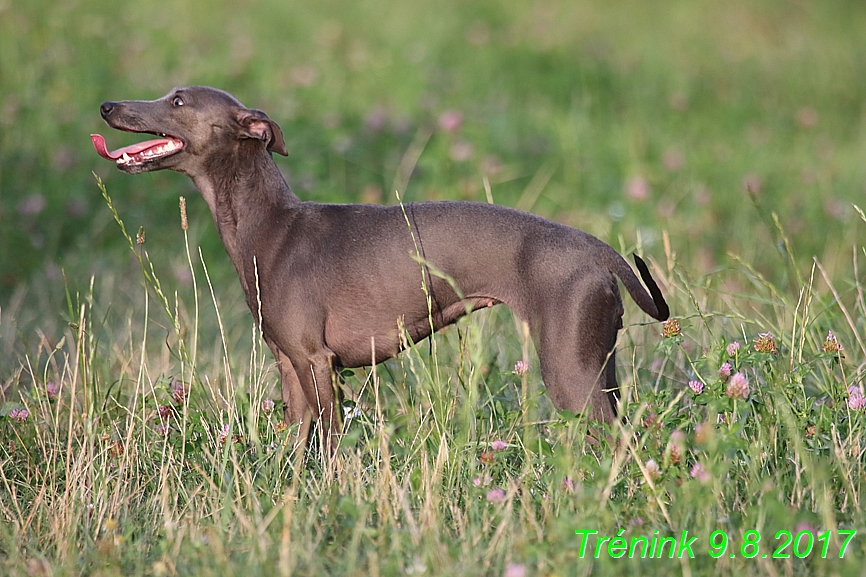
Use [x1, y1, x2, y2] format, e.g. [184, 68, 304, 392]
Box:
[611, 254, 670, 321]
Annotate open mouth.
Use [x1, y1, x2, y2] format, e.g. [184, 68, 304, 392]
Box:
[91, 133, 184, 167]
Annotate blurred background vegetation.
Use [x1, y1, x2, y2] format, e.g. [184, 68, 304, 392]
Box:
[3, 2, 866, 575]
[2, 0, 866, 376]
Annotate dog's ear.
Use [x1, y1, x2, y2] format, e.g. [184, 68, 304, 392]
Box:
[235, 108, 288, 156]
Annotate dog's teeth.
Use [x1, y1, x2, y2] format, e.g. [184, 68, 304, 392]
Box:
[121, 152, 132, 164]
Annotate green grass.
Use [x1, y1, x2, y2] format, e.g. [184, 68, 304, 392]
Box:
[3, 0, 866, 575]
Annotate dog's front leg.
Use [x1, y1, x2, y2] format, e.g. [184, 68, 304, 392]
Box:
[264, 336, 313, 449]
[290, 349, 341, 457]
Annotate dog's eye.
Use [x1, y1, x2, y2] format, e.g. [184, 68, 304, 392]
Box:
[172, 96, 184, 107]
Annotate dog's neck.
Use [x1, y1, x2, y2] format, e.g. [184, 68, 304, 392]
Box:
[187, 147, 299, 278]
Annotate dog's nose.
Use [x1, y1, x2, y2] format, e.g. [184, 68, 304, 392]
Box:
[100, 101, 117, 118]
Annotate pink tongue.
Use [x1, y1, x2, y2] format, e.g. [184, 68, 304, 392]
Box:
[91, 134, 176, 160]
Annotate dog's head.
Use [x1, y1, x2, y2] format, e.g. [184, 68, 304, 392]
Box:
[93, 86, 287, 175]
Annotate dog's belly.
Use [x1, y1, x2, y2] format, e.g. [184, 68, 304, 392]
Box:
[323, 314, 414, 368]
[324, 296, 501, 368]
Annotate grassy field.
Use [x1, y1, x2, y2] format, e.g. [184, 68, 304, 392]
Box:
[3, 0, 866, 575]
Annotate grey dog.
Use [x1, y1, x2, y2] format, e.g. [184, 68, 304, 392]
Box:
[93, 86, 669, 450]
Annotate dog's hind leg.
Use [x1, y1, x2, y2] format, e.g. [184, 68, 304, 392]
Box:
[533, 272, 623, 425]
